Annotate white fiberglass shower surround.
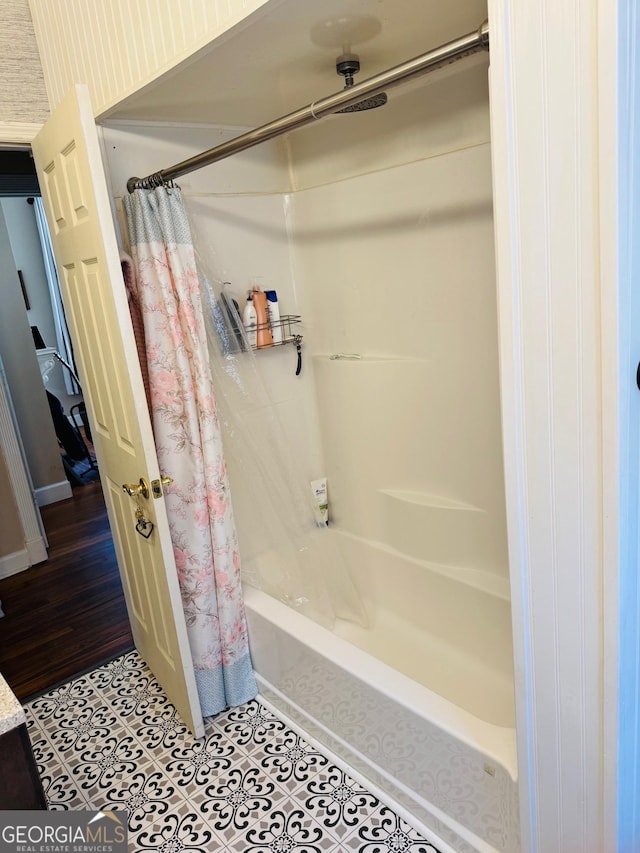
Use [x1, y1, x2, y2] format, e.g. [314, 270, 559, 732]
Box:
[100, 7, 514, 853]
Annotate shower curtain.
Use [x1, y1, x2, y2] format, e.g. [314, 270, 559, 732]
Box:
[123, 186, 257, 718]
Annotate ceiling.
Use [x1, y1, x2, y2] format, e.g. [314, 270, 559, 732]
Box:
[106, 0, 488, 127]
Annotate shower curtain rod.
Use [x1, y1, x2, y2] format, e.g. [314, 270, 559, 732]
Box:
[126, 20, 489, 193]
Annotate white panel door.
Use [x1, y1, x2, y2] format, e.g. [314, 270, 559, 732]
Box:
[31, 84, 204, 738]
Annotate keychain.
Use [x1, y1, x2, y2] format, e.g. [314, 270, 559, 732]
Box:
[135, 500, 154, 539]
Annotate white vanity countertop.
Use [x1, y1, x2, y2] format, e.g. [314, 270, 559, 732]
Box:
[0, 672, 26, 735]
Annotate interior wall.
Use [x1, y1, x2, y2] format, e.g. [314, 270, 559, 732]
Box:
[285, 59, 508, 583]
[28, 0, 271, 118]
[290, 147, 507, 578]
[288, 59, 491, 190]
[0, 444, 23, 557]
[0, 0, 49, 124]
[0, 197, 80, 417]
[0, 205, 65, 491]
[0, 198, 54, 344]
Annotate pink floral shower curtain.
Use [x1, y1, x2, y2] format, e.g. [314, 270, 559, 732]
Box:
[123, 186, 257, 717]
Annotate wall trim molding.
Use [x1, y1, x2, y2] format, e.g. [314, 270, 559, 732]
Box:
[0, 121, 42, 145]
[35, 479, 72, 507]
[0, 358, 48, 565]
[25, 533, 48, 565]
[0, 548, 29, 580]
[489, 0, 611, 849]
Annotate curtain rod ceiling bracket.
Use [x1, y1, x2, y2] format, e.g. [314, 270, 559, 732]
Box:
[127, 20, 489, 193]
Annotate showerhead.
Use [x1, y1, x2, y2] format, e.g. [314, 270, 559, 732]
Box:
[336, 92, 388, 112]
[334, 53, 387, 113]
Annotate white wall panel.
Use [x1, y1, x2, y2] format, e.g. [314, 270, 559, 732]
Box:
[0, 206, 65, 492]
[488, 0, 610, 849]
[288, 58, 490, 190]
[101, 121, 291, 196]
[290, 144, 507, 583]
[28, 0, 271, 117]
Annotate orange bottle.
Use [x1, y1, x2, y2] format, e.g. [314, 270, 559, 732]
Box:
[252, 288, 273, 348]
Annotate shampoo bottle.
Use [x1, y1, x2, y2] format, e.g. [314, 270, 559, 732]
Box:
[265, 290, 283, 344]
[252, 288, 273, 348]
[242, 291, 258, 349]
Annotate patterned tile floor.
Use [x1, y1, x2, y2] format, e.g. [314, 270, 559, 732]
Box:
[25, 650, 443, 852]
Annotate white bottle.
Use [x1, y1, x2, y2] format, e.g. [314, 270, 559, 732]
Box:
[265, 290, 283, 344]
[242, 292, 257, 348]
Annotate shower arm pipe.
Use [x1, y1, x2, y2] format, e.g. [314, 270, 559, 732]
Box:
[126, 20, 489, 193]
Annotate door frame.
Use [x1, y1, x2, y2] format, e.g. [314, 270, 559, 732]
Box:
[489, 0, 631, 850]
[0, 125, 47, 577]
[0, 353, 47, 575]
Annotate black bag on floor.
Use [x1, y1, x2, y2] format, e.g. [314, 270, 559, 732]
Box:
[46, 390, 87, 461]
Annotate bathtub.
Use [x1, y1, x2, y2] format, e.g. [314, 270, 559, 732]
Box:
[244, 540, 520, 853]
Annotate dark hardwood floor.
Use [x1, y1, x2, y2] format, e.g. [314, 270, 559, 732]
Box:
[0, 482, 133, 702]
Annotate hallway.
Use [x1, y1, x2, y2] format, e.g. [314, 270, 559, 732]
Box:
[0, 483, 132, 700]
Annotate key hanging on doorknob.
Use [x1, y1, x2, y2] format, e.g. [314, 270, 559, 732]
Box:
[134, 500, 154, 539]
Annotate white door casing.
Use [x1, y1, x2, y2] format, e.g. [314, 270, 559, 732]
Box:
[488, 0, 626, 850]
[31, 84, 204, 739]
[0, 354, 47, 574]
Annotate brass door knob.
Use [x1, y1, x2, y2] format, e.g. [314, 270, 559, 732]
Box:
[122, 478, 150, 499]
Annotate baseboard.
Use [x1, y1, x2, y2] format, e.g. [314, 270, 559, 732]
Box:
[25, 535, 48, 565]
[35, 480, 72, 507]
[0, 549, 29, 580]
